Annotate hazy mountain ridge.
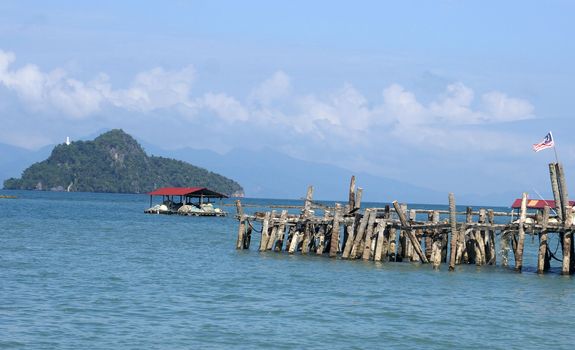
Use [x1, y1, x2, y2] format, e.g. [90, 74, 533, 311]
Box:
[1, 134, 517, 205]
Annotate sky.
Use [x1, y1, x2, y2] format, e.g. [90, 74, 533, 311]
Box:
[1, 0, 574, 200]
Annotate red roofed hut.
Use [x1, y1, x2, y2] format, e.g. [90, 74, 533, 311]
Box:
[145, 187, 228, 216]
[510, 199, 575, 210]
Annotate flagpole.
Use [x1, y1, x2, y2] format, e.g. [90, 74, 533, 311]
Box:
[551, 130, 559, 164]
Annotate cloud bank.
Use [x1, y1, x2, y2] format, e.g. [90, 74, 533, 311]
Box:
[0, 49, 534, 155]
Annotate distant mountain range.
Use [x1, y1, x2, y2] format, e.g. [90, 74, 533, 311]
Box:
[1, 132, 516, 206]
[141, 145, 446, 204]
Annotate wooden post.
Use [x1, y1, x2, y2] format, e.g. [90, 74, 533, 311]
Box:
[476, 209, 487, 265]
[342, 222, 354, 254]
[557, 163, 570, 221]
[425, 212, 433, 261]
[299, 187, 314, 255]
[274, 210, 288, 252]
[243, 225, 252, 249]
[430, 210, 442, 269]
[315, 225, 326, 255]
[389, 228, 397, 261]
[392, 201, 428, 263]
[235, 200, 246, 250]
[259, 211, 272, 251]
[285, 225, 295, 252]
[266, 211, 278, 250]
[537, 206, 550, 274]
[487, 209, 496, 265]
[562, 206, 573, 275]
[397, 204, 408, 260]
[304, 185, 314, 211]
[288, 229, 303, 254]
[514, 192, 528, 272]
[374, 221, 387, 262]
[329, 204, 342, 257]
[448, 193, 458, 271]
[362, 209, 377, 260]
[348, 176, 356, 212]
[301, 223, 312, 254]
[464, 207, 473, 264]
[549, 163, 563, 221]
[355, 188, 363, 210]
[342, 214, 359, 259]
[557, 163, 572, 274]
[350, 209, 371, 259]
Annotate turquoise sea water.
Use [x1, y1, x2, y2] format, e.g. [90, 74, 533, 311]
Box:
[1, 190, 574, 349]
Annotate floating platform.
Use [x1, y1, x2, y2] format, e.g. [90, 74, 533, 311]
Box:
[145, 187, 227, 217]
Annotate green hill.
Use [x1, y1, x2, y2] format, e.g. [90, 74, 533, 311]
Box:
[3, 129, 244, 196]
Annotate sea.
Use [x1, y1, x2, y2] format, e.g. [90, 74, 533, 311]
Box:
[1, 190, 574, 349]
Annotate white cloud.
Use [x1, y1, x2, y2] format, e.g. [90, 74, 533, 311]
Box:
[481, 91, 534, 122]
[0, 49, 537, 156]
[429, 82, 480, 124]
[381, 84, 426, 126]
[107, 66, 196, 112]
[249, 70, 291, 106]
[200, 93, 249, 122]
[0, 49, 196, 118]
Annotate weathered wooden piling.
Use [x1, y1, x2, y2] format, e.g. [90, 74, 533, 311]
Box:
[487, 209, 496, 265]
[374, 220, 387, 262]
[259, 211, 271, 251]
[362, 208, 377, 260]
[514, 193, 528, 272]
[430, 210, 442, 269]
[476, 209, 487, 266]
[266, 211, 278, 251]
[392, 201, 427, 263]
[348, 176, 356, 211]
[549, 163, 563, 221]
[329, 204, 342, 257]
[349, 208, 370, 259]
[448, 193, 457, 271]
[236, 168, 574, 275]
[537, 206, 550, 274]
[274, 210, 288, 252]
[562, 206, 573, 275]
[236, 200, 246, 250]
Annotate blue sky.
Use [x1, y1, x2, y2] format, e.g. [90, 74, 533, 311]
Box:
[1, 1, 574, 199]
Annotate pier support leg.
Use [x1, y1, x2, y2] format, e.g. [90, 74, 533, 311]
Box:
[514, 193, 528, 272]
[448, 193, 458, 271]
[259, 212, 272, 251]
[329, 204, 342, 258]
[392, 201, 428, 263]
[562, 206, 573, 275]
[235, 200, 246, 250]
[362, 209, 377, 260]
[350, 209, 371, 259]
[374, 222, 387, 262]
[486, 210, 496, 265]
[274, 210, 288, 252]
[537, 206, 550, 274]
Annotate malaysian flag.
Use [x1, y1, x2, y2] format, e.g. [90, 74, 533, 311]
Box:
[532, 132, 554, 152]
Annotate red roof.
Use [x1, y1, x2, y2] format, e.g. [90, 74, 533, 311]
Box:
[148, 187, 227, 198]
[511, 199, 575, 209]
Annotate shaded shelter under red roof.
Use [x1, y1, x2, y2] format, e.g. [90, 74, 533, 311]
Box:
[148, 187, 228, 198]
[510, 199, 575, 209]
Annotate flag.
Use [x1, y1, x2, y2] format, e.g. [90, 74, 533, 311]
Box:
[532, 132, 554, 152]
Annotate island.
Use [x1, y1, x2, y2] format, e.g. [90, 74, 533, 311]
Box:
[3, 129, 244, 197]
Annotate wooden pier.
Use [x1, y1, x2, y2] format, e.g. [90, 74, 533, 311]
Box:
[235, 163, 575, 275]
